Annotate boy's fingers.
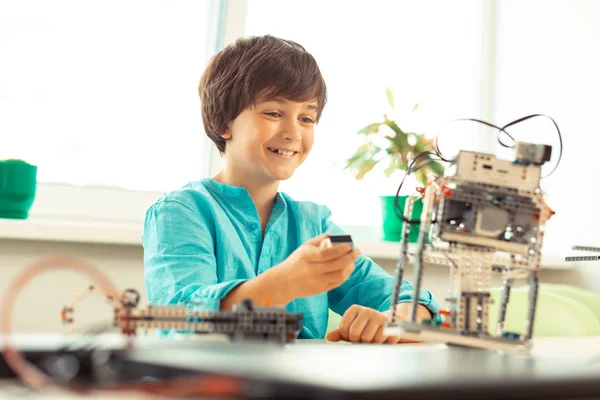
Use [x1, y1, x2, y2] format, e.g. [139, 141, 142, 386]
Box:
[384, 335, 420, 344]
[360, 320, 381, 343]
[338, 306, 361, 338]
[373, 326, 388, 344]
[324, 263, 354, 286]
[306, 243, 353, 263]
[385, 335, 401, 344]
[305, 233, 330, 246]
[322, 249, 359, 272]
[326, 329, 343, 342]
[347, 312, 369, 343]
[397, 337, 422, 344]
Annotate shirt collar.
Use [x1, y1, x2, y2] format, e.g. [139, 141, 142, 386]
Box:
[202, 178, 250, 198]
[201, 178, 286, 208]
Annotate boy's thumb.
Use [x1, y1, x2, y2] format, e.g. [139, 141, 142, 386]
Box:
[326, 329, 343, 342]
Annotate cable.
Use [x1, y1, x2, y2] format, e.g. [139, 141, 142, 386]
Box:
[435, 118, 517, 160]
[392, 151, 445, 223]
[434, 114, 563, 178]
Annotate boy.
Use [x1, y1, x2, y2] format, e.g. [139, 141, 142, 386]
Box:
[143, 35, 440, 343]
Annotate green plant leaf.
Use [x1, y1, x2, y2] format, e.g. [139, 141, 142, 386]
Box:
[427, 161, 445, 177]
[383, 119, 404, 135]
[355, 159, 380, 180]
[413, 134, 427, 152]
[343, 143, 371, 169]
[415, 168, 428, 187]
[412, 103, 419, 111]
[358, 122, 381, 135]
[384, 158, 397, 178]
[386, 87, 394, 109]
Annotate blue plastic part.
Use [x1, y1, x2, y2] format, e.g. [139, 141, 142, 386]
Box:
[501, 331, 521, 340]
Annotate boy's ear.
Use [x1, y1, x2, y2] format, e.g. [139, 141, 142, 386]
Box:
[220, 125, 232, 140]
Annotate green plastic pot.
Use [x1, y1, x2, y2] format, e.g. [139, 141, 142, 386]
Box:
[0, 159, 37, 219]
[380, 195, 423, 242]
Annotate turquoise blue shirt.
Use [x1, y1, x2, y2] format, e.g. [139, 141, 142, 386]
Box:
[142, 178, 440, 339]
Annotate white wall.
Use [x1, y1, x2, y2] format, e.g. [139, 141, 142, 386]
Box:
[1, 238, 596, 333]
[0, 239, 145, 333]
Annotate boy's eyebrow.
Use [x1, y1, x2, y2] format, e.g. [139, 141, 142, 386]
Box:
[263, 97, 318, 110]
[258, 97, 319, 110]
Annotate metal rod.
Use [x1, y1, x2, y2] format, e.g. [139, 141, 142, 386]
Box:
[390, 196, 414, 324]
[524, 271, 539, 340]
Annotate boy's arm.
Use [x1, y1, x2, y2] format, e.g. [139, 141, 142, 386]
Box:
[143, 199, 249, 309]
[219, 267, 292, 310]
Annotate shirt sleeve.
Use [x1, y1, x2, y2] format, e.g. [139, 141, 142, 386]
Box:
[322, 207, 441, 317]
[142, 199, 247, 310]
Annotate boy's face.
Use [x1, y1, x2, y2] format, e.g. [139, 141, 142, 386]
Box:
[221, 96, 318, 182]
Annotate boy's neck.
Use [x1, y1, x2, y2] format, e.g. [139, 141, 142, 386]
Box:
[212, 169, 279, 211]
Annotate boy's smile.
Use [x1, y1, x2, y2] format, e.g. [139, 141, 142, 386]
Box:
[266, 147, 299, 158]
[221, 97, 318, 183]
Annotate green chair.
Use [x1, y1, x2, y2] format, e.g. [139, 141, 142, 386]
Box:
[325, 284, 600, 338]
[489, 285, 600, 337]
[541, 284, 600, 323]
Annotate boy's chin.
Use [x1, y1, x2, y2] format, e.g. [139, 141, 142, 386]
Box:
[267, 169, 296, 182]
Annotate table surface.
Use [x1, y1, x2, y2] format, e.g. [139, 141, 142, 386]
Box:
[1, 334, 600, 399]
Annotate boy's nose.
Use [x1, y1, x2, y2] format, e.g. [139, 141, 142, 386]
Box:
[280, 122, 302, 141]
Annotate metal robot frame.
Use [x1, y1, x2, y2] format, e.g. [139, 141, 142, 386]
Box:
[385, 142, 554, 353]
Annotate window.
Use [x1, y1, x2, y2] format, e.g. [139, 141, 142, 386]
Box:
[492, 0, 600, 257]
[244, 0, 484, 228]
[0, 0, 220, 222]
[3, 0, 586, 260]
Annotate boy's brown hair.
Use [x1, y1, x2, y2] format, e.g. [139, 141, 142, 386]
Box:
[199, 35, 327, 153]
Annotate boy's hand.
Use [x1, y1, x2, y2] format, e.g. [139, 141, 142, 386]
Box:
[277, 233, 360, 300]
[326, 304, 430, 344]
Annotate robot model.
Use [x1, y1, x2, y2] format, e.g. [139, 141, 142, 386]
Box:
[385, 141, 554, 353]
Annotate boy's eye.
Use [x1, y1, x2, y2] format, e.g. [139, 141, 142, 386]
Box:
[301, 117, 315, 124]
[265, 112, 281, 118]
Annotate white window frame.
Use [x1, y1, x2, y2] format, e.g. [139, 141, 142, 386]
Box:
[205, 0, 248, 177]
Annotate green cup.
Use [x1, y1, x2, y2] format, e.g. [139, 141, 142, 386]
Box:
[0, 159, 38, 219]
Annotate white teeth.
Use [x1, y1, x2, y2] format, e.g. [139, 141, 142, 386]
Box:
[270, 148, 295, 156]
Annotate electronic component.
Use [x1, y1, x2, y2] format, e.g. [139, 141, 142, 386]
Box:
[514, 142, 552, 166]
[321, 234, 354, 248]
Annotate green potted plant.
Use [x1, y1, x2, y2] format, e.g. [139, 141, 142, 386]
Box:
[344, 88, 445, 242]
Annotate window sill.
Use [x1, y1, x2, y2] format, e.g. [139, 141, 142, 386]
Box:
[0, 218, 573, 270]
[0, 217, 142, 246]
